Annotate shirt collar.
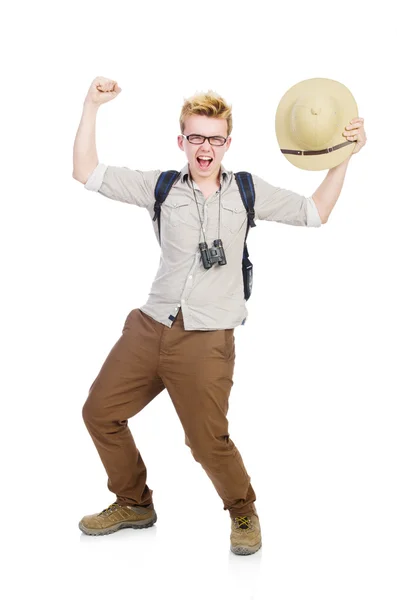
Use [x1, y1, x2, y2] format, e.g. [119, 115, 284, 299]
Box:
[180, 162, 231, 187]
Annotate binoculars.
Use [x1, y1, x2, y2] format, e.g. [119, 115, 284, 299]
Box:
[199, 239, 227, 269]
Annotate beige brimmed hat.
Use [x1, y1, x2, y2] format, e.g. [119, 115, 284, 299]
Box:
[275, 77, 358, 171]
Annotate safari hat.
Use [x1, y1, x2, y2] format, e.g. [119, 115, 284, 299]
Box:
[275, 77, 358, 171]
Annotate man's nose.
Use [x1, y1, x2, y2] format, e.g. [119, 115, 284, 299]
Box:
[201, 138, 212, 150]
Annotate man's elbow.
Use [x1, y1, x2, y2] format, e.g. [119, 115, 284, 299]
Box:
[72, 171, 88, 184]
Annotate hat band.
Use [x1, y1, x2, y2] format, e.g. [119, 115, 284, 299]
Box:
[280, 140, 354, 156]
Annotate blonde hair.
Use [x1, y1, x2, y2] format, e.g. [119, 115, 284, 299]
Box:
[179, 90, 233, 137]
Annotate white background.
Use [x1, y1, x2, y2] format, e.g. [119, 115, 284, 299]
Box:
[2, 0, 396, 598]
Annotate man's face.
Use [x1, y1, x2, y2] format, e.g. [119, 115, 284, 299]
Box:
[177, 114, 232, 183]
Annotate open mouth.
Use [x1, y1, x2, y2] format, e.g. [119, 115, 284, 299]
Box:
[196, 156, 213, 170]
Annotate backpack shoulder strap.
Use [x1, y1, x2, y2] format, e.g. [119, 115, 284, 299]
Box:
[234, 172, 256, 302]
[152, 170, 180, 245]
[153, 170, 180, 223]
[234, 172, 256, 229]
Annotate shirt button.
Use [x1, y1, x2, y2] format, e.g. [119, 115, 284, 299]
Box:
[234, 207, 238, 212]
[188, 275, 192, 279]
[182, 299, 186, 303]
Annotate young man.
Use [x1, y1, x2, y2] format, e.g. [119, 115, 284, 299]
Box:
[72, 76, 358, 555]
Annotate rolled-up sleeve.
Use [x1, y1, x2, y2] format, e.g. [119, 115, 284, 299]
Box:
[84, 163, 161, 209]
[252, 174, 322, 227]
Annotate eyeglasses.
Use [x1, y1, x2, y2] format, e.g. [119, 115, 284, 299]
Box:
[181, 134, 228, 146]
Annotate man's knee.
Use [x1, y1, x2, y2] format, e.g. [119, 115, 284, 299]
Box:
[82, 395, 101, 425]
[185, 432, 232, 462]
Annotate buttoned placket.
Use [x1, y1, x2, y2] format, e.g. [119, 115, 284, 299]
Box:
[169, 181, 221, 326]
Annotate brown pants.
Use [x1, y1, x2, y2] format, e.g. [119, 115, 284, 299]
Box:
[82, 308, 257, 518]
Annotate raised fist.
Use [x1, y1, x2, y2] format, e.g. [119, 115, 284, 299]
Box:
[85, 76, 122, 106]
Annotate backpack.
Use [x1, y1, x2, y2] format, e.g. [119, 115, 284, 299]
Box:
[153, 171, 256, 301]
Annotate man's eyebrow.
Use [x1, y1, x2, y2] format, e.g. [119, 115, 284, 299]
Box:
[187, 133, 226, 137]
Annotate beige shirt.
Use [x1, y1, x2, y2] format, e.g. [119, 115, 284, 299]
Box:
[84, 162, 322, 330]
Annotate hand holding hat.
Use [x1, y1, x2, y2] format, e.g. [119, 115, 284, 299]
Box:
[342, 117, 367, 155]
[275, 78, 367, 170]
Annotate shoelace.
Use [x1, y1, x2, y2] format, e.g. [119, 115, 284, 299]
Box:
[233, 515, 252, 529]
[99, 502, 120, 516]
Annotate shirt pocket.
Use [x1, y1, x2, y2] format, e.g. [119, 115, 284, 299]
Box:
[166, 197, 196, 229]
[221, 197, 247, 233]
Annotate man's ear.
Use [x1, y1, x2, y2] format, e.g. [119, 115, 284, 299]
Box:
[177, 135, 184, 151]
[225, 136, 232, 151]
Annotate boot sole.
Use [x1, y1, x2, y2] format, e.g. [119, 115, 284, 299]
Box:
[230, 540, 262, 555]
[79, 510, 157, 536]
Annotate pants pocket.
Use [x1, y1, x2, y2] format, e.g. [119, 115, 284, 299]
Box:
[224, 328, 235, 360]
[122, 309, 136, 333]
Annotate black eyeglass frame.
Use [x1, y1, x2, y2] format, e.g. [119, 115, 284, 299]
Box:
[181, 134, 228, 146]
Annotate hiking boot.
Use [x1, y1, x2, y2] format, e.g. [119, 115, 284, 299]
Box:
[79, 502, 157, 536]
[230, 513, 262, 555]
